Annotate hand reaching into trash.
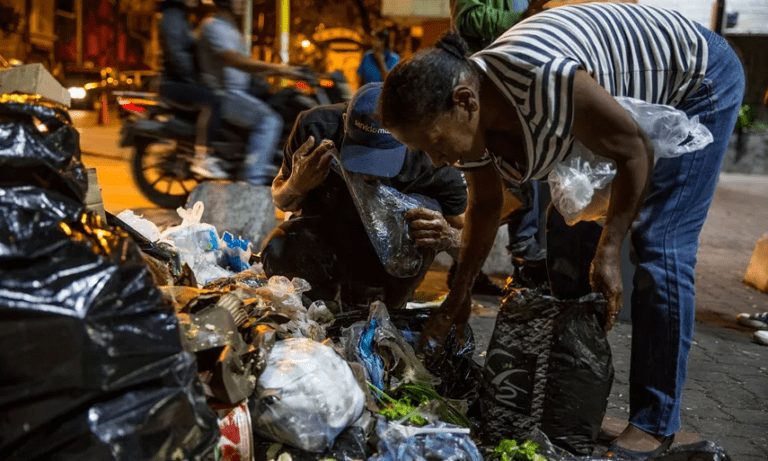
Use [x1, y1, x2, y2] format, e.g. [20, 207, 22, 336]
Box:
[419, 291, 472, 352]
[405, 208, 461, 252]
[589, 245, 623, 332]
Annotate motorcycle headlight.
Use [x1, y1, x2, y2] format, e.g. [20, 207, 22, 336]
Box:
[68, 87, 87, 100]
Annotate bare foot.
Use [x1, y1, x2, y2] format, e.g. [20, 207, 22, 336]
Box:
[612, 424, 667, 452]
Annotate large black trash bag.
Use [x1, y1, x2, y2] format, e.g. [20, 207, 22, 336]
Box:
[0, 94, 87, 201]
[479, 287, 614, 455]
[0, 186, 219, 460]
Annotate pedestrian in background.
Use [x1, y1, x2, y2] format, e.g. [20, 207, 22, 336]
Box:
[379, 3, 744, 459]
[357, 29, 400, 86]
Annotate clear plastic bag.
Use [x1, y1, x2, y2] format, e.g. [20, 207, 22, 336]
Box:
[331, 156, 441, 278]
[249, 338, 366, 453]
[548, 97, 713, 226]
[368, 417, 483, 461]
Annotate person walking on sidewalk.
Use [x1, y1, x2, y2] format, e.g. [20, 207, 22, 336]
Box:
[357, 29, 400, 86]
[195, 0, 303, 184]
[737, 311, 768, 345]
[379, 3, 744, 459]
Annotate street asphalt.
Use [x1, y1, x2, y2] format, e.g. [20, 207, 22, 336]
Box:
[75, 110, 768, 460]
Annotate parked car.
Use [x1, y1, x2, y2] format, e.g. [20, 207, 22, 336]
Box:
[59, 66, 120, 110]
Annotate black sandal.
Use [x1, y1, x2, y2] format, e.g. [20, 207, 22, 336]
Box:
[603, 435, 675, 460]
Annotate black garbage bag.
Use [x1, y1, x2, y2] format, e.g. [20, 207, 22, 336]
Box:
[526, 429, 732, 461]
[0, 94, 87, 202]
[0, 187, 219, 460]
[327, 307, 483, 405]
[479, 287, 614, 455]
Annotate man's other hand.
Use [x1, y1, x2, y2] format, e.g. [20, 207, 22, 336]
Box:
[405, 208, 461, 251]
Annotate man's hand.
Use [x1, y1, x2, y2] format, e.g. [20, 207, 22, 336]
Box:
[405, 208, 460, 252]
[419, 291, 473, 352]
[289, 136, 335, 194]
[589, 245, 623, 332]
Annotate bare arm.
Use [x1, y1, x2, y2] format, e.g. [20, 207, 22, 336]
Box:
[570, 69, 654, 330]
[219, 49, 303, 78]
[420, 163, 504, 347]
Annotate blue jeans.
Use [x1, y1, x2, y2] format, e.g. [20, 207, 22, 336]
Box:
[507, 180, 540, 250]
[628, 25, 744, 436]
[221, 89, 283, 185]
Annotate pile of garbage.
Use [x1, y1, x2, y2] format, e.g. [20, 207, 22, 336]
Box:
[1, 95, 733, 461]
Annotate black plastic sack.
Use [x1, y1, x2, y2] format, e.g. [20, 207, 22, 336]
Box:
[479, 287, 614, 455]
[0, 94, 87, 201]
[0, 185, 219, 460]
[327, 307, 483, 404]
[527, 428, 732, 461]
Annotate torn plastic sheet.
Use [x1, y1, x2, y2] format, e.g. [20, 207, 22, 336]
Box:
[0, 186, 218, 460]
[331, 155, 440, 278]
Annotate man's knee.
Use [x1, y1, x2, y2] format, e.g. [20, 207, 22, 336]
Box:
[259, 227, 288, 277]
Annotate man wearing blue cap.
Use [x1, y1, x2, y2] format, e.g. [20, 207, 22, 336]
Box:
[260, 83, 468, 312]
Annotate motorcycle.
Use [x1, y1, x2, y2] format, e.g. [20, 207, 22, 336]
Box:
[116, 69, 351, 209]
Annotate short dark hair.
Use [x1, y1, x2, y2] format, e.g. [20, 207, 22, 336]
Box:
[379, 30, 475, 129]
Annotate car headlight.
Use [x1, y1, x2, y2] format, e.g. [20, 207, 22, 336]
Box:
[68, 87, 87, 99]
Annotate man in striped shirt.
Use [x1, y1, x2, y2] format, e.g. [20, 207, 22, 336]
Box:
[380, 3, 744, 459]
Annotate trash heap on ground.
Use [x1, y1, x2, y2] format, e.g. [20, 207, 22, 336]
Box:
[0, 96, 733, 461]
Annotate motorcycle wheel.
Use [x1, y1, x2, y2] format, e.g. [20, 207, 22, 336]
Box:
[131, 137, 200, 209]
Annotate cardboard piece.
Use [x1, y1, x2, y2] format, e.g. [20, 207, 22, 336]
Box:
[743, 234, 768, 293]
[0, 63, 71, 107]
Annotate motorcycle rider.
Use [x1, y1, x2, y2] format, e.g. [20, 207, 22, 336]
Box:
[158, 0, 219, 162]
[195, 0, 303, 184]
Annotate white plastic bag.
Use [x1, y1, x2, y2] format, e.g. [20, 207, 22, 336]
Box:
[159, 201, 232, 284]
[548, 97, 713, 226]
[251, 338, 366, 452]
[116, 209, 161, 242]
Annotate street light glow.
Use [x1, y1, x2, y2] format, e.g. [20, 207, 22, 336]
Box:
[301, 39, 311, 48]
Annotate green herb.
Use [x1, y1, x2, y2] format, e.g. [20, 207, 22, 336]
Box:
[368, 383, 428, 425]
[492, 439, 546, 461]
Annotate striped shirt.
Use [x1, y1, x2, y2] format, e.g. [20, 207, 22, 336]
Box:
[462, 3, 708, 183]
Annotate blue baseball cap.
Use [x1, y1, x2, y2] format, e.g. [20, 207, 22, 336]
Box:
[339, 82, 407, 178]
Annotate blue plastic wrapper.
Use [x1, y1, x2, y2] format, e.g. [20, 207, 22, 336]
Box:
[359, 316, 386, 390]
[368, 418, 483, 461]
[222, 231, 252, 272]
[0, 96, 219, 461]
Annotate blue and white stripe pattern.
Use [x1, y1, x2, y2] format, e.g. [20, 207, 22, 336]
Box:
[462, 3, 708, 183]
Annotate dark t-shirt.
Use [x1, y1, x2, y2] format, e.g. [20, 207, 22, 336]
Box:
[279, 103, 468, 225]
